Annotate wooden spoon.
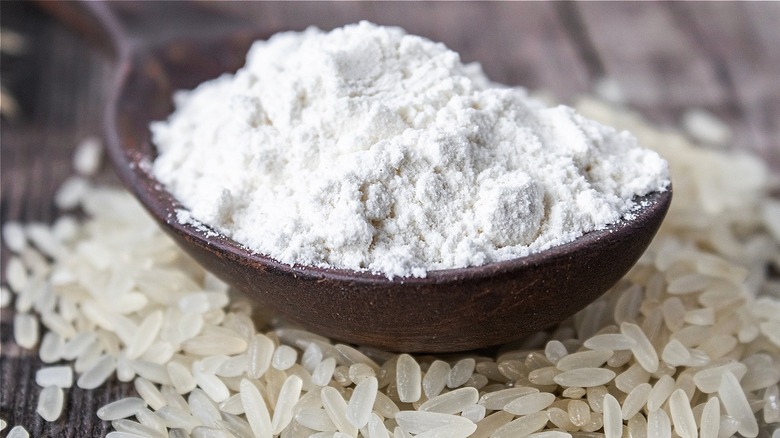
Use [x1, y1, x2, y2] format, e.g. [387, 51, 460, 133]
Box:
[52, 2, 672, 352]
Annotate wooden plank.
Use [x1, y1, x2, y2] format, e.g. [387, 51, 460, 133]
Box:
[576, 2, 729, 111]
[576, 2, 780, 170]
[668, 2, 780, 170]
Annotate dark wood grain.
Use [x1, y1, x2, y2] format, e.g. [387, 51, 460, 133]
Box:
[1, 1, 778, 435]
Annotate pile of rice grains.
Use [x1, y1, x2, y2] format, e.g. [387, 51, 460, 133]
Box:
[2, 95, 779, 438]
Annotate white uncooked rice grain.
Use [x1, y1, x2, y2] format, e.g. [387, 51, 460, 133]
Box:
[544, 340, 568, 364]
[461, 403, 486, 423]
[582, 333, 636, 351]
[447, 358, 476, 388]
[719, 371, 759, 438]
[528, 432, 572, 438]
[193, 369, 229, 403]
[321, 386, 357, 436]
[271, 375, 303, 433]
[5, 259, 28, 297]
[479, 387, 539, 410]
[334, 344, 380, 370]
[648, 409, 673, 438]
[0, 286, 11, 308]
[54, 176, 90, 210]
[311, 357, 337, 387]
[394, 410, 475, 435]
[765, 385, 780, 424]
[348, 363, 376, 385]
[35, 365, 73, 388]
[6, 426, 29, 438]
[614, 363, 651, 393]
[167, 361, 197, 394]
[368, 413, 390, 438]
[134, 377, 166, 411]
[568, 399, 591, 427]
[272, 345, 298, 371]
[62, 331, 98, 361]
[413, 422, 478, 438]
[669, 388, 697, 438]
[3, 221, 27, 253]
[700, 396, 721, 438]
[602, 394, 622, 438]
[295, 408, 336, 432]
[248, 334, 274, 379]
[418, 386, 478, 415]
[491, 411, 549, 438]
[621, 382, 652, 420]
[25, 223, 64, 259]
[555, 349, 613, 371]
[502, 392, 555, 415]
[647, 374, 675, 413]
[553, 368, 616, 387]
[681, 108, 732, 146]
[239, 379, 272, 437]
[396, 354, 421, 403]
[38, 332, 63, 363]
[373, 390, 400, 418]
[72, 137, 104, 175]
[36, 385, 64, 422]
[346, 376, 378, 428]
[181, 335, 247, 357]
[77, 355, 117, 389]
[423, 360, 451, 399]
[13, 313, 38, 349]
[97, 397, 147, 421]
[621, 322, 659, 373]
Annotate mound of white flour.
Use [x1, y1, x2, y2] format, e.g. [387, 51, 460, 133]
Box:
[151, 22, 669, 278]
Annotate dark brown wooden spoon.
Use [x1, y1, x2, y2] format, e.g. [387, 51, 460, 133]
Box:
[55, 2, 672, 353]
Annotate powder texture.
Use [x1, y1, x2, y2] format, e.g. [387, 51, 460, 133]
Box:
[151, 22, 669, 278]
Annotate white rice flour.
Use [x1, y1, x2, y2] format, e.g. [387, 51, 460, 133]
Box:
[151, 22, 669, 278]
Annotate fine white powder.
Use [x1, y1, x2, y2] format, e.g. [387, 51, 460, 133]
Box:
[151, 22, 670, 278]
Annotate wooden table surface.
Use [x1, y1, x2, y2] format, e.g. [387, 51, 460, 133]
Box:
[1, 2, 778, 436]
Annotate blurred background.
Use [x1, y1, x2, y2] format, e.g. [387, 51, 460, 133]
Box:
[1, 2, 779, 435]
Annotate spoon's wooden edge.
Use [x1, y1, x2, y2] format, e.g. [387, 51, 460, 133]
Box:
[104, 31, 673, 352]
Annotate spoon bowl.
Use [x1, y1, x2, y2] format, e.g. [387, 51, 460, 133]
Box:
[105, 31, 671, 353]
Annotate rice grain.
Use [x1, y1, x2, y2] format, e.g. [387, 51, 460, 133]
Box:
[419, 386, 478, 414]
[669, 389, 697, 438]
[719, 371, 758, 437]
[447, 358, 476, 388]
[394, 410, 474, 435]
[503, 392, 555, 415]
[239, 379, 272, 438]
[6, 426, 29, 438]
[78, 354, 117, 389]
[36, 385, 64, 422]
[13, 313, 38, 349]
[491, 411, 549, 438]
[271, 375, 303, 433]
[647, 409, 672, 438]
[602, 394, 622, 438]
[396, 354, 421, 403]
[621, 322, 659, 373]
[346, 376, 378, 428]
[35, 365, 73, 388]
[422, 360, 450, 399]
[321, 386, 357, 436]
[98, 397, 147, 421]
[553, 368, 616, 387]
